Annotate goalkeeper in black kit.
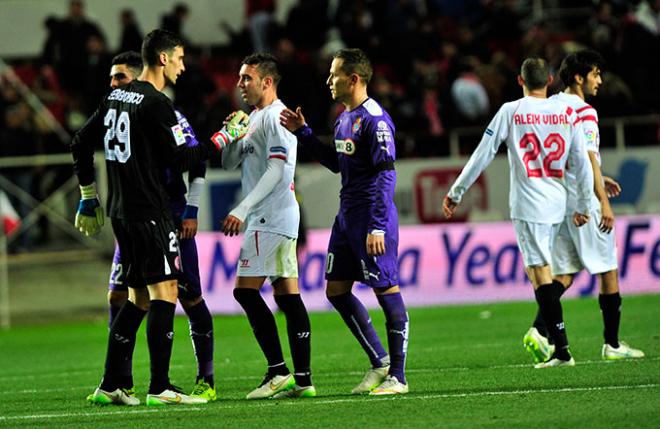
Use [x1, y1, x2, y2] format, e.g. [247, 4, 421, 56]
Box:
[70, 29, 247, 406]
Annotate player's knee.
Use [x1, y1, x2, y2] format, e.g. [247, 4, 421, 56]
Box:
[326, 281, 352, 298]
[272, 277, 299, 295]
[554, 275, 574, 289]
[599, 270, 619, 294]
[107, 290, 128, 309]
[374, 285, 400, 296]
[147, 280, 178, 303]
[179, 295, 202, 310]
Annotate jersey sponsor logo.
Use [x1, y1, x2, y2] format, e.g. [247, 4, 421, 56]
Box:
[513, 113, 570, 126]
[335, 138, 356, 155]
[171, 124, 187, 146]
[376, 120, 392, 143]
[107, 88, 144, 105]
[241, 144, 255, 155]
[352, 117, 362, 133]
[175, 111, 191, 129]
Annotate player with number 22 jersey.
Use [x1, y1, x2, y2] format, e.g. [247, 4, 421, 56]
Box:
[447, 96, 593, 226]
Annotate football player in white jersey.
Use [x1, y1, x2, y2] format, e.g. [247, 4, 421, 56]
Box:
[523, 50, 644, 363]
[212, 53, 315, 399]
[443, 57, 594, 368]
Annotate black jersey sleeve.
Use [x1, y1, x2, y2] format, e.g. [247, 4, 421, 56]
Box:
[70, 103, 104, 186]
[144, 98, 218, 171]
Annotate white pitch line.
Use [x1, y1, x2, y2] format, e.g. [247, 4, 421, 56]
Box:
[0, 383, 657, 422]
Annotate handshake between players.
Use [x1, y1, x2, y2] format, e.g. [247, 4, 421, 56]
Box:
[74, 111, 250, 237]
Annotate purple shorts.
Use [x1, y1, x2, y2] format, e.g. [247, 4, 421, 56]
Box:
[109, 233, 202, 300]
[325, 212, 399, 288]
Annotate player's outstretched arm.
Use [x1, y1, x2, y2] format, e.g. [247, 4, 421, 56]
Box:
[281, 106, 340, 173]
[279, 107, 305, 132]
[442, 195, 459, 219]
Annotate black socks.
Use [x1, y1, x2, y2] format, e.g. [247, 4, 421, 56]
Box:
[147, 300, 176, 394]
[535, 281, 570, 360]
[233, 288, 288, 375]
[274, 294, 312, 387]
[101, 300, 146, 391]
[599, 292, 621, 348]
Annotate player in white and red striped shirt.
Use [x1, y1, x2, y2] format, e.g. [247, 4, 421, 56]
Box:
[443, 57, 594, 368]
[524, 50, 644, 362]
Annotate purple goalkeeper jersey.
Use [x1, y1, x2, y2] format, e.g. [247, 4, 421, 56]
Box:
[296, 98, 397, 232]
[165, 109, 207, 211]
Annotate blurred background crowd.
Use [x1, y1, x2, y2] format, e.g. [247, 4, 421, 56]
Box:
[1, 0, 659, 251]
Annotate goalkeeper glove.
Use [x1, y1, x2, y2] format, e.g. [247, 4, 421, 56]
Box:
[211, 110, 249, 150]
[75, 183, 104, 236]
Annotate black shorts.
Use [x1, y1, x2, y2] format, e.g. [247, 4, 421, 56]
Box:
[111, 216, 181, 288]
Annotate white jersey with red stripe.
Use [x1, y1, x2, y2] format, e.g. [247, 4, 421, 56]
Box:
[448, 96, 593, 224]
[550, 92, 601, 213]
[236, 99, 299, 237]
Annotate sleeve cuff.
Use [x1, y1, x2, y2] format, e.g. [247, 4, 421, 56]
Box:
[182, 205, 198, 219]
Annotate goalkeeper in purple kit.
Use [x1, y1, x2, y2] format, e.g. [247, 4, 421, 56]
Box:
[280, 48, 409, 395]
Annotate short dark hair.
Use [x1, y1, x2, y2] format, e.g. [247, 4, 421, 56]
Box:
[141, 29, 184, 66]
[241, 53, 281, 85]
[333, 48, 373, 85]
[558, 49, 605, 87]
[111, 51, 143, 77]
[520, 57, 549, 90]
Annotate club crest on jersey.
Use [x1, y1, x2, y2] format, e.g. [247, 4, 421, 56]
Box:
[335, 138, 356, 155]
[376, 120, 392, 143]
[171, 124, 186, 146]
[352, 117, 362, 133]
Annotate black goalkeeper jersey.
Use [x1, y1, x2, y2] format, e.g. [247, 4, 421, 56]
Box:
[71, 80, 215, 221]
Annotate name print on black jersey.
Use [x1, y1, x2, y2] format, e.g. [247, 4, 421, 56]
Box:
[107, 88, 145, 105]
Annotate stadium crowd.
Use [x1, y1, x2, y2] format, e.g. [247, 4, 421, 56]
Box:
[1, 0, 659, 249]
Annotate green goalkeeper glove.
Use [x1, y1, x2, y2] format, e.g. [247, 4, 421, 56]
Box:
[75, 183, 104, 236]
[211, 110, 249, 150]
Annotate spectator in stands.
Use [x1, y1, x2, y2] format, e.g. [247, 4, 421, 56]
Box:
[56, 0, 104, 93]
[161, 3, 189, 39]
[81, 34, 112, 115]
[449, 57, 490, 124]
[246, 0, 276, 52]
[118, 9, 142, 54]
[0, 101, 38, 251]
[285, 0, 329, 52]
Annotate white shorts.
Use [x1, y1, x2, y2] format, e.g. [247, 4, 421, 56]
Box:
[237, 230, 298, 281]
[551, 208, 618, 275]
[512, 220, 560, 268]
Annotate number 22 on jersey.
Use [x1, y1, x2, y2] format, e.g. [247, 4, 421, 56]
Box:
[104, 108, 131, 163]
[519, 132, 565, 178]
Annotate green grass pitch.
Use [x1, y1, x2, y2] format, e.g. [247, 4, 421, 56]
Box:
[0, 294, 658, 428]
